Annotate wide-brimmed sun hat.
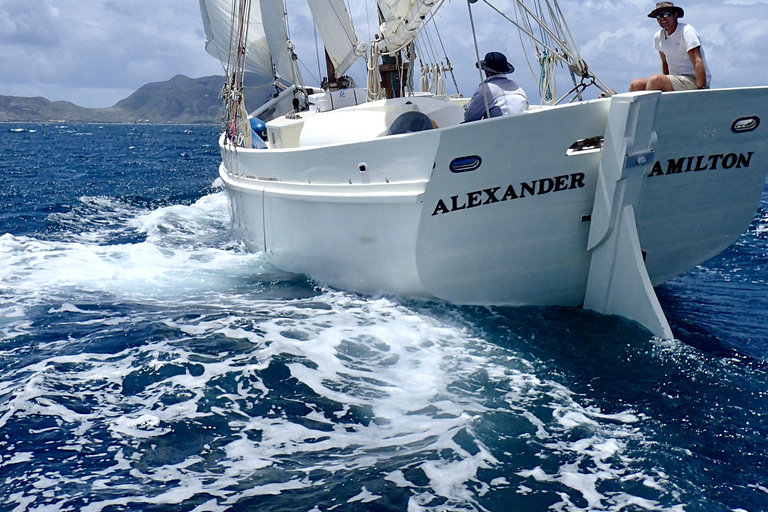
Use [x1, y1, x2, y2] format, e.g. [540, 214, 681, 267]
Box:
[647, 1, 684, 18]
[477, 52, 515, 74]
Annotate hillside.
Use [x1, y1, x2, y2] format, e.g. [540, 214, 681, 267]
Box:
[0, 96, 125, 123]
[0, 74, 276, 124]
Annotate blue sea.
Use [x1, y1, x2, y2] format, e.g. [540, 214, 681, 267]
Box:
[1, 123, 767, 512]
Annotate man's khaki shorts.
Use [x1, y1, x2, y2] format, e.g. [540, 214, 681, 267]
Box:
[669, 74, 708, 91]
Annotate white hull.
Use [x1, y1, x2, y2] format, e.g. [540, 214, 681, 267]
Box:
[219, 88, 768, 337]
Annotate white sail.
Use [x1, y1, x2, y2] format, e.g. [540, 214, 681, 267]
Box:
[198, 0, 295, 82]
[261, 0, 298, 83]
[307, 0, 366, 78]
[377, 0, 440, 54]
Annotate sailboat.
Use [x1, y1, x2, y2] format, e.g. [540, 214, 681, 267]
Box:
[198, 0, 768, 339]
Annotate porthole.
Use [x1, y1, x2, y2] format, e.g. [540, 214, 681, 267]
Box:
[731, 116, 760, 133]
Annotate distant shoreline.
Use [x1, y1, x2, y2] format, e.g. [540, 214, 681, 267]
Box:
[0, 120, 220, 126]
[0, 74, 275, 125]
[0, 73, 276, 124]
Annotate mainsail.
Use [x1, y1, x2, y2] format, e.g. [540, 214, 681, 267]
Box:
[307, 0, 367, 78]
[198, 0, 296, 82]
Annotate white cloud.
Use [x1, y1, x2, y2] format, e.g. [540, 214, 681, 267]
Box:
[723, 0, 768, 5]
[0, 0, 221, 107]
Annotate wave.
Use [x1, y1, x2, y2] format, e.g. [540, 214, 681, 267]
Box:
[0, 185, 305, 311]
[0, 185, 677, 509]
[0, 289, 673, 512]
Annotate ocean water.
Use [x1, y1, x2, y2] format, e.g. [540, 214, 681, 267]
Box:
[1, 123, 767, 512]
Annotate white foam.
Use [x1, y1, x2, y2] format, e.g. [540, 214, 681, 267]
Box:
[555, 409, 599, 429]
[48, 303, 91, 314]
[130, 191, 230, 247]
[0, 239, 677, 512]
[7, 492, 36, 512]
[420, 456, 490, 502]
[559, 467, 605, 509]
[755, 211, 768, 235]
[2, 452, 33, 466]
[347, 486, 382, 503]
[109, 414, 170, 439]
[517, 466, 552, 482]
[384, 470, 415, 487]
[0, 187, 289, 310]
[0, 232, 275, 303]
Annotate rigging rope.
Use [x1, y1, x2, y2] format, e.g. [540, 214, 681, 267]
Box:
[406, 42, 416, 95]
[539, 50, 556, 104]
[367, 41, 385, 101]
[467, 0, 491, 119]
[431, 22, 460, 95]
[314, 24, 322, 84]
[482, 0, 612, 103]
[418, 22, 438, 94]
[223, 0, 253, 147]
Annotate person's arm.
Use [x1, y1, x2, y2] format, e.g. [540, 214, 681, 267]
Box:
[659, 52, 669, 75]
[463, 84, 488, 123]
[687, 46, 707, 88]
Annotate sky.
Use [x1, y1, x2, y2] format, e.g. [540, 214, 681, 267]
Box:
[1, 0, 768, 109]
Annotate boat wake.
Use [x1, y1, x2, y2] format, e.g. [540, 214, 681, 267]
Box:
[1, 184, 763, 511]
[0, 295, 671, 512]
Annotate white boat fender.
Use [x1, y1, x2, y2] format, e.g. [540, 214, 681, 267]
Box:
[385, 111, 436, 136]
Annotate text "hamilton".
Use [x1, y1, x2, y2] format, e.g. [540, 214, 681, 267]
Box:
[648, 152, 753, 176]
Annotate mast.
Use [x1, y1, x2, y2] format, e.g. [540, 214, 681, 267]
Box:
[373, 3, 410, 99]
[223, 0, 252, 148]
[307, 0, 367, 91]
[322, 50, 354, 90]
[378, 53, 407, 98]
[372, 0, 456, 99]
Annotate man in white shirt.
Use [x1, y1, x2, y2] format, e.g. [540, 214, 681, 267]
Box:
[629, 2, 711, 91]
[464, 52, 528, 123]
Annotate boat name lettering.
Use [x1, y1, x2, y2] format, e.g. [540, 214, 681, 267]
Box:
[431, 172, 585, 216]
[647, 152, 754, 177]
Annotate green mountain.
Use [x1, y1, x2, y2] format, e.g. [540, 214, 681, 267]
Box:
[0, 74, 277, 124]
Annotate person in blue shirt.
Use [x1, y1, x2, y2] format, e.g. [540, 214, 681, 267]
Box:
[464, 52, 528, 123]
